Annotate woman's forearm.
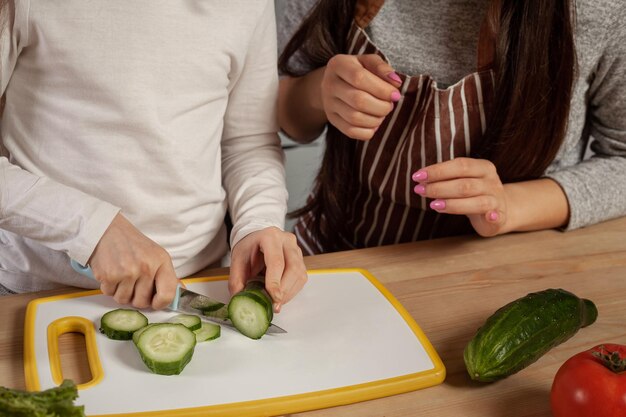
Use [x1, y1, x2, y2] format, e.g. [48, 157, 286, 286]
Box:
[504, 178, 570, 233]
[278, 67, 328, 143]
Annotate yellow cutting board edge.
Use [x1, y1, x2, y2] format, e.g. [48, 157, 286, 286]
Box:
[24, 268, 446, 417]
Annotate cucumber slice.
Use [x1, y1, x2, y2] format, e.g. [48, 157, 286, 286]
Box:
[134, 323, 196, 375]
[167, 314, 201, 331]
[100, 309, 148, 340]
[228, 291, 272, 340]
[193, 322, 221, 342]
[132, 323, 157, 345]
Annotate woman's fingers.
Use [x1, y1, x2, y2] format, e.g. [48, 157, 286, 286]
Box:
[330, 54, 400, 102]
[331, 97, 387, 127]
[428, 195, 499, 215]
[357, 54, 403, 87]
[412, 158, 509, 237]
[321, 54, 401, 140]
[412, 158, 497, 183]
[327, 112, 379, 141]
[414, 178, 495, 199]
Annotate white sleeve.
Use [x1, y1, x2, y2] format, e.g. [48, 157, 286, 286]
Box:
[0, 2, 119, 265]
[221, 0, 288, 249]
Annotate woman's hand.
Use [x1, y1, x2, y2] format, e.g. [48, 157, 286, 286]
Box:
[412, 158, 509, 237]
[229, 227, 308, 313]
[89, 213, 179, 310]
[321, 54, 402, 140]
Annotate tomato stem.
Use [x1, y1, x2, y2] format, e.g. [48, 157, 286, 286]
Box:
[592, 345, 626, 373]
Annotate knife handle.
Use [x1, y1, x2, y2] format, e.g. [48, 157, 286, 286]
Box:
[70, 259, 182, 310]
[70, 259, 96, 280]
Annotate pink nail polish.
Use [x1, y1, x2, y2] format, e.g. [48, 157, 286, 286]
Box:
[489, 211, 499, 221]
[391, 91, 401, 102]
[414, 184, 426, 195]
[430, 200, 446, 211]
[387, 71, 402, 83]
[412, 170, 428, 182]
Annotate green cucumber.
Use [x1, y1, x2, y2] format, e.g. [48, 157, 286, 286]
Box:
[464, 288, 598, 382]
[134, 323, 196, 375]
[132, 323, 157, 345]
[193, 321, 221, 342]
[99, 309, 148, 340]
[167, 314, 201, 331]
[228, 281, 274, 340]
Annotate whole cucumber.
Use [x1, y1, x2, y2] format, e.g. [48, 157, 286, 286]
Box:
[464, 289, 597, 382]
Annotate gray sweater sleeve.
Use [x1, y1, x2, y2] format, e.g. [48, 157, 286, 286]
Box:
[546, 3, 626, 230]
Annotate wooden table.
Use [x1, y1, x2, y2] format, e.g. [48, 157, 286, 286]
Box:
[2, 217, 626, 416]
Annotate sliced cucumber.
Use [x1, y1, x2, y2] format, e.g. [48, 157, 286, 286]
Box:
[167, 314, 201, 331]
[193, 322, 221, 342]
[100, 309, 148, 340]
[134, 323, 196, 375]
[132, 323, 157, 345]
[228, 286, 273, 340]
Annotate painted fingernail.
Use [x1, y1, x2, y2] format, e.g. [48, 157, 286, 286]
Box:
[387, 71, 402, 83]
[430, 199, 446, 211]
[391, 91, 401, 102]
[488, 211, 499, 221]
[412, 170, 428, 182]
[414, 184, 426, 195]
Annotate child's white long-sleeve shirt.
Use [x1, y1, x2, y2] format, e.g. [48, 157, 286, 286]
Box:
[0, 0, 287, 291]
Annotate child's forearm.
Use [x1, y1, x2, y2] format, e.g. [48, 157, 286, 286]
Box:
[503, 178, 570, 233]
[278, 67, 328, 143]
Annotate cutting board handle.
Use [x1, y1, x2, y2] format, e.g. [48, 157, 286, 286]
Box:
[47, 316, 104, 390]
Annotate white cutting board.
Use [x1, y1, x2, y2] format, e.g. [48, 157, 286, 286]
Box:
[24, 269, 445, 417]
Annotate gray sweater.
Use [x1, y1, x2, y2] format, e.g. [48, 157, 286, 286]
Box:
[277, 0, 626, 231]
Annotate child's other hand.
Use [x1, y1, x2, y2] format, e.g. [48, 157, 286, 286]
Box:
[321, 54, 402, 140]
[412, 157, 510, 237]
[88, 213, 179, 310]
[228, 227, 307, 313]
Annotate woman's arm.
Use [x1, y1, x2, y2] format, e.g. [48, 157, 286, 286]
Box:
[278, 68, 327, 143]
[503, 179, 569, 232]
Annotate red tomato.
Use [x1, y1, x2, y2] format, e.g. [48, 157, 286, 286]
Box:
[551, 344, 626, 417]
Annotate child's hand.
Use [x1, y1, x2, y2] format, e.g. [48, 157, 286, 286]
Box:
[229, 227, 307, 313]
[321, 54, 402, 140]
[412, 158, 510, 237]
[88, 213, 179, 310]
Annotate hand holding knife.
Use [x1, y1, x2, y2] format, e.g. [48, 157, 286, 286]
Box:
[70, 259, 287, 334]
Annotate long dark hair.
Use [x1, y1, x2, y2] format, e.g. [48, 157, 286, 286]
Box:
[279, 0, 576, 251]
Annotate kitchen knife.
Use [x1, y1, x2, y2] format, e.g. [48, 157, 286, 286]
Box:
[70, 259, 287, 334]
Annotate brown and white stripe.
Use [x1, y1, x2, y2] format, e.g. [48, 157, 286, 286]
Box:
[294, 17, 494, 255]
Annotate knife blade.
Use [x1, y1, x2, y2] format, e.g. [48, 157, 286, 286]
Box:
[70, 259, 287, 334]
[172, 286, 286, 334]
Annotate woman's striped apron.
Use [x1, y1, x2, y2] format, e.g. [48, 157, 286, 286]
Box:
[294, 0, 496, 255]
